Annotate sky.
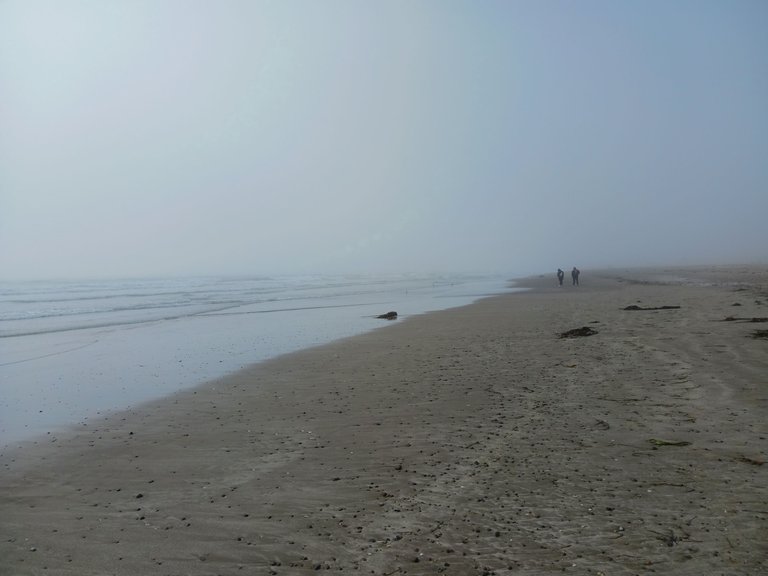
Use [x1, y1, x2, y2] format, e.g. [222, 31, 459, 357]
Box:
[1, 0, 766, 280]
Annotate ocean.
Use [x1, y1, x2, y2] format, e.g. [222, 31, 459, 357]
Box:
[0, 274, 516, 446]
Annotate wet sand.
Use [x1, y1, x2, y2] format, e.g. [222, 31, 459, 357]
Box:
[1, 265, 766, 575]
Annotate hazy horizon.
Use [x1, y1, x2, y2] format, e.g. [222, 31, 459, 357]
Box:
[2, 1, 766, 281]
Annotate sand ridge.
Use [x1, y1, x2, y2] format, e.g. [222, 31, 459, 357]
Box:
[1, 266, 766, 575]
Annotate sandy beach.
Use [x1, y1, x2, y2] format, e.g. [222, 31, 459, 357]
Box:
[1, 265, 766, 575]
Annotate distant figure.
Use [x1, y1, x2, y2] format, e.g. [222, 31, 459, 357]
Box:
[557, 268, 564, 286]
[571, 267, 580, 286]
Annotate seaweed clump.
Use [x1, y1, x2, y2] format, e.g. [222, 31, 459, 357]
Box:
[559, 326, 599, 339]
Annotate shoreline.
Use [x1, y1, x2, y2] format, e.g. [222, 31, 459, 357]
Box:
[1, 265, 766, 575]
[0, 275, 516, 447]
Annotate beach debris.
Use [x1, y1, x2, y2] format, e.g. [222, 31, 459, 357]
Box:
[722, 316, 768, 323]
[648, 438, 691, 447]
[559, 326, 598, 338]
[750, 329, 768, 340]
[376, 311, 398, 320]
[648, 527, 689, 547]
[736, 455, 765, 466]
[623, 305, 681, 311]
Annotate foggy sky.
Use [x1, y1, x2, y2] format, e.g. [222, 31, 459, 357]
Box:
[1, 0, 766, 280]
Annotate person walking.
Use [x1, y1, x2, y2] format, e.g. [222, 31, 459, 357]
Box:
[557, 268, 565, 286]
[571, 267, 580, 286]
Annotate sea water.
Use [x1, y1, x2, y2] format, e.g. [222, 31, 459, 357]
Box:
[0, 274, 516, 445]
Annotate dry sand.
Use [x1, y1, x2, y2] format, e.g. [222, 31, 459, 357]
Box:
[1, 265, 766, 575]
